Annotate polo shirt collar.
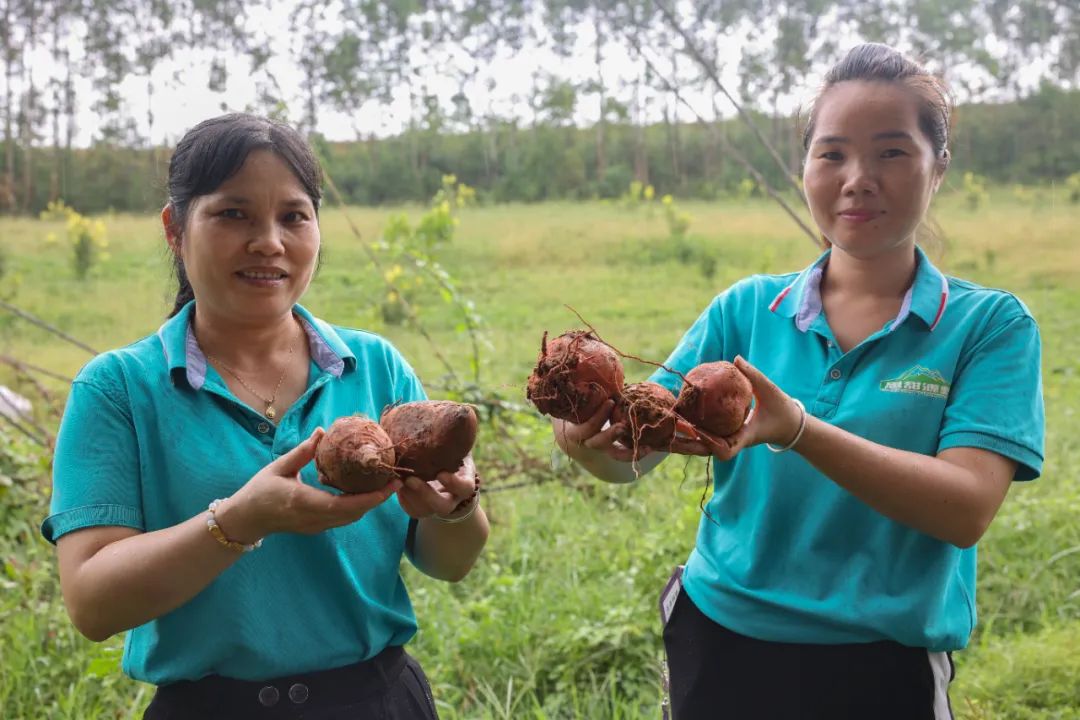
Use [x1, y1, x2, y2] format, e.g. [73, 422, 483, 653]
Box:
[903, 245, 951, 331]
[768, 251, 829, 331]
[768, 245, 949, 333]
[157, 301, 357, 390]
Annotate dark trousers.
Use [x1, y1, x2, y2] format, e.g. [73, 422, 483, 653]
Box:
[662, 590, 954, 720]
[142, 647, 439, 720]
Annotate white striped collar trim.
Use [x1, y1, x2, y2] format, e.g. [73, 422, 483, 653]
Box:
[768, 254, 949, 335]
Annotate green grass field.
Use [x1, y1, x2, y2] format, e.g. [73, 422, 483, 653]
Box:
[1, 189, 1078, 718]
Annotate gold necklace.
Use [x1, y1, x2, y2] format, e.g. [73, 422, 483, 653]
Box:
[208, 339, 295, 420]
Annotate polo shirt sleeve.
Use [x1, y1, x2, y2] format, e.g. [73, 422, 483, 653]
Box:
[649, 295, 725, 395]
[388, 345, 427, 404]
[42, 372, 144, 544]
[937, 314, 1044, 481]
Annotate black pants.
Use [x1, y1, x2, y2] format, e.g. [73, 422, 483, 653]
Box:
[142, 647, 439, 720]
[662, 590, 954, 720]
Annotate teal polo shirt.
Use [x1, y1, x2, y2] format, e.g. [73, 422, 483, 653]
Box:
[43, 301, 427, 683]
[650, 246, 1044, 651]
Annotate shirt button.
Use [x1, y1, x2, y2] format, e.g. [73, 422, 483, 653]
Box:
[258, 686, 280, 707]
[289, 683, 310, 704]
[826, 340, 834, 348]
[257, 422, 271, 434]
[829, 368, 842, 380]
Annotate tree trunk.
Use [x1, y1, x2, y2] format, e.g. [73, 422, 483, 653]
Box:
[670, 50, 684, 190]
[663, 105, 677, 188]
[2, 0, 15, 212]
[20, 9, 36, 212]
[712, 98, 726, 191]
[478, 120, 489, 184]
[304, 64, 318, 137]
[49, 17, 61, 203]
[485, 112, 499, 188]
[771, 98, 783, 193]
[788, 112, 800, 191]
[63, 41, 73, 202]
[593, 12, 606, 185]
[700, 118, 712, 183]
[147, 71, 161, 203]
[407, 83, 420, 186]
[633, 73, 648, 185]
[478, 116, 492, 187]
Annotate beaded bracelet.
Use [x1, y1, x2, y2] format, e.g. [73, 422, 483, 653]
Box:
[766, 398, 807, 453]
[434, 473, 482, 524]
[206, 499, 263, 553]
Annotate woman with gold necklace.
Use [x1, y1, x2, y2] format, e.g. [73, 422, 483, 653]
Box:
[43, 113, 487, 719]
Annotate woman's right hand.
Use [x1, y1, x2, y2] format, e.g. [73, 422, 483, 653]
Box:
[553, 399, 653, 463]
[218, 428, 402, 543]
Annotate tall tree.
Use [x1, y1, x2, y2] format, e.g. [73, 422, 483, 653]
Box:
[17, 0, 36, 211]
[0, 0, 21, 210]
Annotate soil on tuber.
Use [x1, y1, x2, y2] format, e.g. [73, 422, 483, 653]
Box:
[526, 330, 624, 424]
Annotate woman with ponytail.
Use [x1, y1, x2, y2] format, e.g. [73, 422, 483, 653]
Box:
[553, 44, 1044, 718]
[44, 113, 488, 719]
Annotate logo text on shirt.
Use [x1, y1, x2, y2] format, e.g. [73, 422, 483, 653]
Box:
[879, 365, 951, 399]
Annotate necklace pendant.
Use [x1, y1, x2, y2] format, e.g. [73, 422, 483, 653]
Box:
[264, 405, 277, 420]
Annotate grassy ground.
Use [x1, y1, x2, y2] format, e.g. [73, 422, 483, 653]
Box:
[1, 189, 1078, 718]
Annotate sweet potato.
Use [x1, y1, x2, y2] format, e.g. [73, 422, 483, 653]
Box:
[674, 361, 753, 437]
[380, 400, 478, 479]
[315, 416, 398, 494]
[611, 381, 679, 449]
[526, 330, 624, 424]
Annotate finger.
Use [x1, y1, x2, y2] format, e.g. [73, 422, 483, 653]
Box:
[274, 427, 325, 476]
[401, 476, 457, 515]
[734, 356, 782, 399]
[327, 478, 403, 518]
[703, 431, 733, 456]
[580, 398, 616, 437]
[414, 476, 456, 503]
[606, 442, 639, 462]
[433, 453, 474, 483]
[286, 480, 359, 517]
[555, 400, 615, 448]
[668, 437, 714, 456]
[722, 423, 754, 456]
[461, 454, 477, 476]
[687, 424, 730, 453]
[583, 422, 625, 450]
[434, 466, 476, 497]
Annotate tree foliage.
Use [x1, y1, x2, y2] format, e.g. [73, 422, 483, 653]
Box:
[7, 83, 1074, 214]
[0, 0, 1075, 214]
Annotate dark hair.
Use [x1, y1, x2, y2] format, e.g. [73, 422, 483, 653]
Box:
[802, 43, 954, 162]
[800, 44, 954, 251]
[165, 113, 323, 317]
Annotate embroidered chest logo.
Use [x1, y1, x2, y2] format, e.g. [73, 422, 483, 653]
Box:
[879, 365, 951, 399]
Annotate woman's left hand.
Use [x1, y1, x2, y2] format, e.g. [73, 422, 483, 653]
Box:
[669, 356, 805, 459]
[397, 454, 478, 520]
